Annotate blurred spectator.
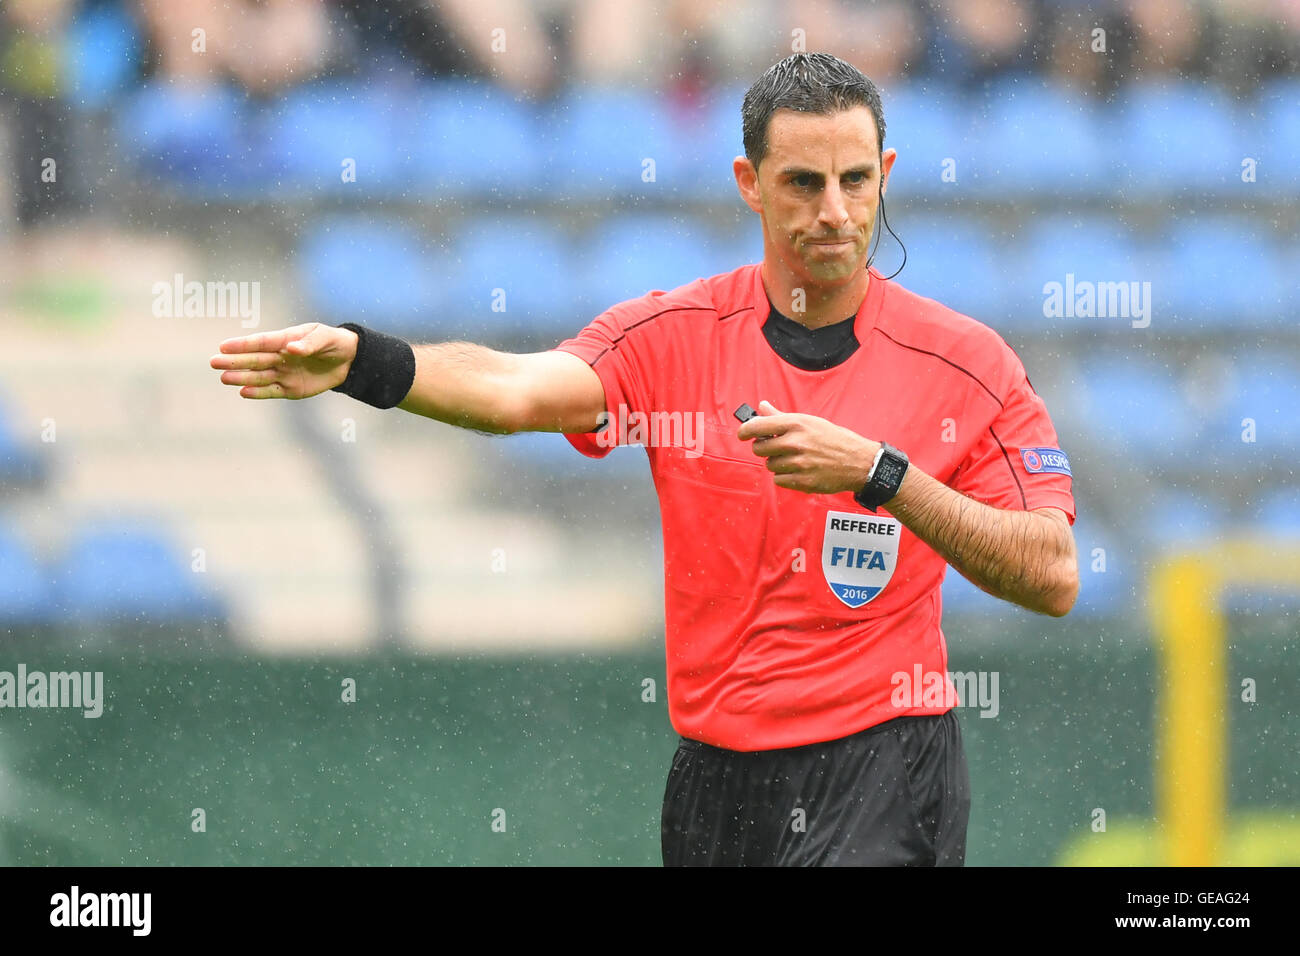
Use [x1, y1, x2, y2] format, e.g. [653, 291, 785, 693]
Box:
[331, 0, 562, 97]
[787, 0, 927, 85]
[0, 0, 78, 228]
[1204, 0, 1295, 95]
[928, 0, 1040, 87]
[1123, 0, 1212, 83]
[134, 0, 332, 95]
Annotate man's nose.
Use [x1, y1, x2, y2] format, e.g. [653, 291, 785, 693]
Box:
[818, 182, 850, 229]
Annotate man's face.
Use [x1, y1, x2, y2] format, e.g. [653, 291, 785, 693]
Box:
[735, 106, 896, 287]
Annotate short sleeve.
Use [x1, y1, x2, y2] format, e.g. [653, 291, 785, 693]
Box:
[949, 361, 1076, 525]
[551, 292, 662, 459]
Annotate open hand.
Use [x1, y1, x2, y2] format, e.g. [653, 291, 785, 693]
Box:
[210, 323, 358, 399]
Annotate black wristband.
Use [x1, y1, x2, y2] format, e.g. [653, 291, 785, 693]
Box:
[331, 323, 416, 409]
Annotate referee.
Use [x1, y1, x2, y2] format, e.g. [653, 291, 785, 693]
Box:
[211, 52, 1078, 866]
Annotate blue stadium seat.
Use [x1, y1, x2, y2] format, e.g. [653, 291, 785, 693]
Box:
[1157, 218, 1287, 327]
[118, 82, 257, 195]
[964, 77, 1109, 196]
[880, 82, 966, 198]
[51, 521, 221, 623]
[1210, 354, 1300, 452]
[1112, 82, 1245, 195]
[295, 217, 452, 334]
[261, 81, 409, 197]
[410, 79, 543, 196]
[1075, 357, 1201, 462]
[0, 529, 55, 625]
[572, 213, 732, 311]
[689, 84, 751, 200]
[452, 218, 576, 338]
[1013, 215, 1152, 331]
[888, 217, 1007, 322]
[64, 2, 141, 110]
[539, 87, 675, 198]
[1259, 78, 1300, 196]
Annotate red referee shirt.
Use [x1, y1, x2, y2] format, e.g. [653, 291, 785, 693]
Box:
[554, 263, 1076, 751]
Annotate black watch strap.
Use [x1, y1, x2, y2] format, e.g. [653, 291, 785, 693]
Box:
[854, 442, 909, 511]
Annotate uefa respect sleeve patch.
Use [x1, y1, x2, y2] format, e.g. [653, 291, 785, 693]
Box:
[1020, 447, 1071, 476]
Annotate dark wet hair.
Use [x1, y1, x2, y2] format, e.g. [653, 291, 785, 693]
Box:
[742, 52, 887, 170]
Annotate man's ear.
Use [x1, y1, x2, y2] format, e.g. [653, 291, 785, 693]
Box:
[733, 156, 763, 215]
[880, 147, 898, 196]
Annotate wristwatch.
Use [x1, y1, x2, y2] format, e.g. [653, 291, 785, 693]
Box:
[854, 442, 909, 511]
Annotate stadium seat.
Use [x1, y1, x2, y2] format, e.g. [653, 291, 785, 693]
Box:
[295, 217, 453, 334]
[410, 79, 544, 196]
[538, 87, 675, 198]
[1156, 218, 1287, 327]
[879, 82, 966, 198]
[452, 217, 576, 338]
[1259, 78, 1300, 197]
[963, 76, 1109, 197]
[1112, 82, 1246, 195]
[572, 213, 733, 310]
[0, 529, 55, 625]
[1012, 215, 1152, 331]
[887, 217, 1007, 322]
[50, 521, 222, 623]
[690, 84, 752, 200]
[261, 81, 410, 197]
[1074, 357, 1201, 462]
[1209, 354, 1300, 452]
[118, 81, 259, 196]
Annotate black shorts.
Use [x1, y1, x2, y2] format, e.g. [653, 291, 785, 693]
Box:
[661, 710, 970, 866]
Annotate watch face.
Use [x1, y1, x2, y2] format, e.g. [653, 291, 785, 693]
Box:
[877, 457, 906, 486]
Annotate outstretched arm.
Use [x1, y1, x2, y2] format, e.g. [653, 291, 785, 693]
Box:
[210, 323, 607, 435]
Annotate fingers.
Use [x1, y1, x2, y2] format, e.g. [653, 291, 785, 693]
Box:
[737, 400, 796, 441]
[216, 323, 317, 355]
[750, 435, 794, 458]
[239, 383, 288, 400]
[210, 351, 281, 371]
[219, 368, 280, 387]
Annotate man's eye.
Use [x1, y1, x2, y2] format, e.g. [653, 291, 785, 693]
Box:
[793, 175, 815, 188]
[845, 172, 868, 185]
